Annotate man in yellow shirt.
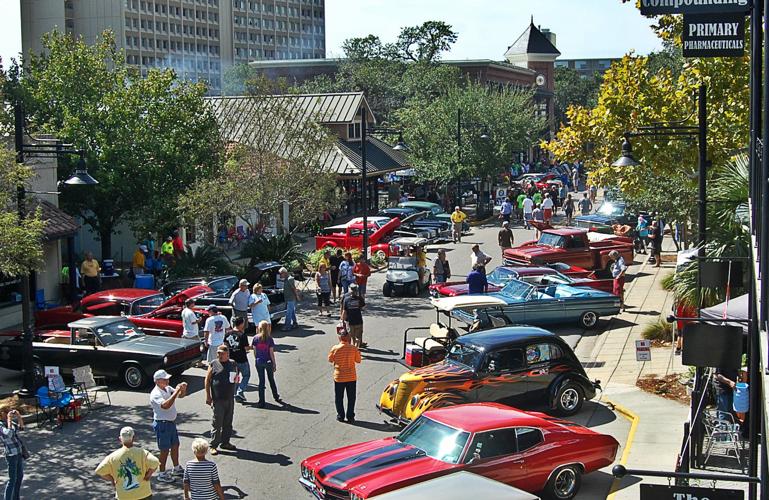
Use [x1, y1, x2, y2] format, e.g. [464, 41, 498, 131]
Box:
[450, 206, 467, 243]
[80, 252, 101, 295]
[95, 426, 159, 500]
[132, 245, 146, 276]
[161, 237, 174, 265]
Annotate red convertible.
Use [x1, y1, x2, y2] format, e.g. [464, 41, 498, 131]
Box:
[34, 286, 212, 337]
[504, 228, 634, 272]
[299, 403, 618, 500]
[429, 265, 614, 297]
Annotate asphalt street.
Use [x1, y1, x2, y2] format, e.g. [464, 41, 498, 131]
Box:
[14, 218, 631, 499]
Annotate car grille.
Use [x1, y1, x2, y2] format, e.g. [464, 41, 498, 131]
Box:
[323, 485, 350, 500]
[393, 379, 419, 415]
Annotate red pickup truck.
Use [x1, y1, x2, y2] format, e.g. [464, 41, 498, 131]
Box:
[315, 218, 400, 258]
[504, 227, 634, 271]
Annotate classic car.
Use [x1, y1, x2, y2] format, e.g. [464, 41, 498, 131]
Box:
[379, 326, 600, 423]
[315, 218, 401, 258]
[0, 316, 202, 389]
[372, 471, 539, 500]
[434, 278, 621, 330]
[575, 200, 637, 233]
[429, 266, 614, 298]
[34, 286, 213, 337]
[377, 207, 453, 240]
[397, 201, 470, 232]
[503, 228, 634, 271]
[301, 403, 618, 500]
[188, 262, 287, 323]
[162, 275, 238, 298]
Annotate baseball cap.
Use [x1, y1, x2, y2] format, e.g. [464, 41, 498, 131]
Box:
[239, 279, 249, 286]
[153, 369, 172, 381]
[207, 304, 218, 312]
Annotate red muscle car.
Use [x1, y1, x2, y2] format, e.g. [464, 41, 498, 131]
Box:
[315, 218, 401, 259]
[504, 228, 634, 271]
[299, 403, 619, 500]
[429, 265, 614, 297]
[34, 286, 212, 337]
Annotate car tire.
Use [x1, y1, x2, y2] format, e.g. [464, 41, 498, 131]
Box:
[543, 464, 582, 500]
[383, 282, 392, 297]
[408, 282, 419, 296]
[375, 250, 387, 261]
[579, 311, 599, 329]
[553, 382, 584, 416]
[122, 364, 148, 389]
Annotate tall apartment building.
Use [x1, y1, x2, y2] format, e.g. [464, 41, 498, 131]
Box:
[21, 0, 326, 94]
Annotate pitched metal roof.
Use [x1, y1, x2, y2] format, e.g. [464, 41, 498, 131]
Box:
[31, 199, 79, 241]
[504, 22, 561, 58]
[334, 136, 409, 177]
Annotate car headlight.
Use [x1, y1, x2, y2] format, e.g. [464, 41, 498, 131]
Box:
[388, 382, 399, 397]
[163, 356, 168, 365]
[411, 394, 420, 408]
[301, 464, 315, 481]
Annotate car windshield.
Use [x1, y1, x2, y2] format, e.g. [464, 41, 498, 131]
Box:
[487, 267, 517, 285]
[396, 416, 470, 464]
[210, 277, 237, 295]
[537, 232, 565, 248]
[431, 206, 445, 215]
[130, 294, 166, 316]
[389, 256, 417, 270]
[446, 343, 483, 369]
[95, 320, 145, 345]
[499, 280, 534, 300]
[597, 202, 624, 217]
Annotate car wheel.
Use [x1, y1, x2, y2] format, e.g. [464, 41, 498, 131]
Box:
[375, 250, 387, 261]
[554, 382, 584, 416]
[579, 311, 599, 329]
[383, 282, 392, 297]
[544, 465, 582, 500]
[122, 364, 148, 389]
[408, 282, 419, 296]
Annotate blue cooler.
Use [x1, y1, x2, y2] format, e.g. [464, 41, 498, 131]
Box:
[102, 259, 116, 275]
[134, 274, 155, 289]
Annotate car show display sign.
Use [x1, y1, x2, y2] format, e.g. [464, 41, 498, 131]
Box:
[682, 13, 746, 57]
[640, 484, 744, 500]
[639, 0, 751, 16]
[635, 339, 652, 361]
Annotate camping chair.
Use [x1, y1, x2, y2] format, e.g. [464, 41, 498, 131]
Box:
[35, 289, 58, 311]
[72, 366, 111, 410]
[35, 386, 72, 429]
[702, 408, 744, 465]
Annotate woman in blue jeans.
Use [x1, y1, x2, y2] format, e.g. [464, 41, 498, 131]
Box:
[252, 320, 281, 408]
[0, 409, 25, 500]
[338, 252, 354, 295]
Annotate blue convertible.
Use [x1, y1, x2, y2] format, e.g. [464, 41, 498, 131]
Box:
[431, 278, 621, 330]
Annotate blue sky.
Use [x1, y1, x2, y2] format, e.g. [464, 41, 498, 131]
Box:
[0, 1, 662, 64]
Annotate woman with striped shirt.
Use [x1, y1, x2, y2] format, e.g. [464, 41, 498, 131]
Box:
[183, 438, 224, 500]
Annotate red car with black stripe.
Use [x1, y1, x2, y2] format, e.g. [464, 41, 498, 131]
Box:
[299, 403, 618, 500]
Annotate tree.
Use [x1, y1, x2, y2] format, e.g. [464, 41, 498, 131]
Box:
[9, 30, 221, 259]
[396, 81, 544, 184]
[553, 67, 601, 129]
[0, 148, 45, 277]
[178, 90, 342, 238]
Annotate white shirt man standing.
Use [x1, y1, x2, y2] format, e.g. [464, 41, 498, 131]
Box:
[228, 279, 250, 325]
[181, 298, 200, 340]
[149, 370, 188, 483]
[522, 195, 534, 230]
[203, 305, 231, 365]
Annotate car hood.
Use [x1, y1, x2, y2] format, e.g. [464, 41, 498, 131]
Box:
[106, 335, 199, 355]
[404, 361, 474, 383]
[309, 437, 455, 491]
[575, 214, 615, 225]
[157, 285, 214, 309]
[505, 245, 566, 261]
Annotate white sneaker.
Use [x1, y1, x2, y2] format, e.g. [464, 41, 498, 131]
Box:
[156, 471, 175, 483]
[172, 465, 184, 477]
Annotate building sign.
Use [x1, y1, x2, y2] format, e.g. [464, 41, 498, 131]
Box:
[636, 340, 652, 362]
[639, 0, 751, 16]
[640, 484, 744, 500]
[682, 14, 746, 57]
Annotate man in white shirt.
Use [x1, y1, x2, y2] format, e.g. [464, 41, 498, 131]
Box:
[203, 305, 231, 365]
[181, 298, 200, 340]
[522, 195, 534, 230]
[149, 369, 188, 483]
[541, 193, 554, 223]
[470, 244, 492, 273]
[228, 279, 251, 325]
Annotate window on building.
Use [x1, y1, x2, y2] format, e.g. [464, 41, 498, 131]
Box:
[347, 123, 361, 139]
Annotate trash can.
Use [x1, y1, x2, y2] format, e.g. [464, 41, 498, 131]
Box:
[134, 274, 155, 290]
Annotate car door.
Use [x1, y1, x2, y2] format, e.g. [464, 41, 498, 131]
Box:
[473, 348, 529, 405]
[523, 286, 565, 325]
[64, 327, 102, 371]
[510, 427, 548, 493]
[464, 428, 526, 485]
[524, 343, 560, 400]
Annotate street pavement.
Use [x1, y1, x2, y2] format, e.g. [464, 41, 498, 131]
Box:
[9, 215, 667, 499]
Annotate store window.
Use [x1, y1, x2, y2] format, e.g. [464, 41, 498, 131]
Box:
[0, 274, 23, 309]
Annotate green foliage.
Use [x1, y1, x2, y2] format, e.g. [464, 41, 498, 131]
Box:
[239, 233, 307, 269]
[306, 248, 362, 270]
[9, 30, 221, 258]
[168, 244, 234, 279]
[553, 67, 601, 128]
[397, 81, 543, 184]
[642, 317, 674, 342]
[660, 272, 675, 291]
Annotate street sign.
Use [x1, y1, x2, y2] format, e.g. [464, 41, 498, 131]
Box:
[636, 339, 652, 362]
[639, 0, 751, 16]
[683, 14, 746, 57]
[640, 483, 744, 500]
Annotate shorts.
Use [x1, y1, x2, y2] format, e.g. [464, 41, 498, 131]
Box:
[317, 291, 331, 307]
[543, 208, 553, 220]
[153, 420, 179, 450]
[349, 323, 363, 343]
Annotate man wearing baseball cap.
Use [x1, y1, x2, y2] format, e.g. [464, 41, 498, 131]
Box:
[149, 370, 187, 483]
[229, 279, 251, 326]
[203, 305, 230, 365]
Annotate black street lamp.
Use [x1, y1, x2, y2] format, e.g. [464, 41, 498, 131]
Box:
[456, 108, 491, 210]
[612, 84, 709, 475]
[359, 106, 408, 259]
[14, 102, 98, 394]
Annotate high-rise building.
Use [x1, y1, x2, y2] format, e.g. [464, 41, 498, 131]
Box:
[20, 0, 326, 94]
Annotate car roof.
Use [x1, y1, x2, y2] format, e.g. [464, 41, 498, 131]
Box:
[456, 326, 557, 350]
[68, 316, 130, 329]
[426, 403, 553, 433]
[400, 201, 438, 208]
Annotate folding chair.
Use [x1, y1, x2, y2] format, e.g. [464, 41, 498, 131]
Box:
[72, 366, 111, 410]
[35, 386, 72, 429]
[702, 408, 744, 465]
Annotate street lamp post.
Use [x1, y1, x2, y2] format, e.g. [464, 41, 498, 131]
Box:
[612, 84, 709, 475]
[455, 108, 490, 211]
[359, 106, 408, 259]
[13, 102, 98, 394]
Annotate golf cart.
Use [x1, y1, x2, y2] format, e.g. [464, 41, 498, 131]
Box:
[383, 237, 432, 297]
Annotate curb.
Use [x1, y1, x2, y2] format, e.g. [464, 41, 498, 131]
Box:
[604, 398, 640, 500]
